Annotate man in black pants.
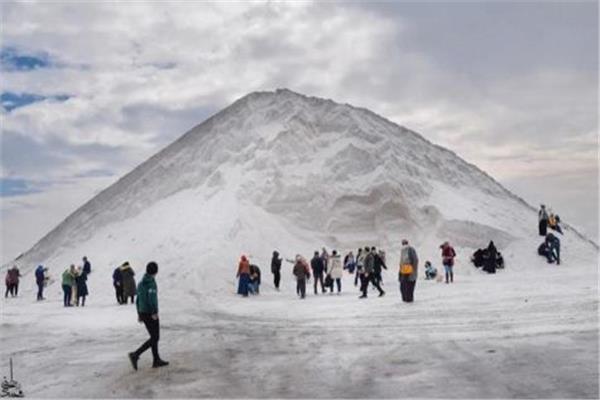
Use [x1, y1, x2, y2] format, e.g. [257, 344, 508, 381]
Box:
[359, 247, 385, 298]
[271, 251, 282, 290]
[129, 262, 168, 370]
[371, 247, 387, 287]
[311, 251, 326, 294]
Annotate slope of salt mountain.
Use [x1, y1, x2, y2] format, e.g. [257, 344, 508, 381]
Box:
[1, 89, 597, 398]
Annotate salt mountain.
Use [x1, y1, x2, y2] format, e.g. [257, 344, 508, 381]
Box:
[11, 89, 596, 280]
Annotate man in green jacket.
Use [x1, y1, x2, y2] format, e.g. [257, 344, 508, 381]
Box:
[128, 262, 168, 370]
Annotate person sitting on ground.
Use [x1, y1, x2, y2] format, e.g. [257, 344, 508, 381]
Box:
[545, 233, 561, 265]
[482, 241, 497, 274]
[424, 261, 437, 280]
[248, 264, 261, 295]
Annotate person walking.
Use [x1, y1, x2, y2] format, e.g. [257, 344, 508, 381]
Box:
[293, 255, 311, 299]
[113, 265, 125, 304]
[120, 262, 136, 304]
[35, 265, 46, 301]
[271, 251, 282, 290]
[62, 265, 76, 307]
[441, 241, 456, 283]
[372, 247, 388, 287]
[359, 247, 385, 298]
[311, 251, 326, 294]
[538, 204, 549, 236]
[128, 261, 169, 370]
[75, 266, 89, 306]
[354, 248, 364, 286]
[399, 239, 419, 303]
[327, 250, 343, 294]
[236, 255, 251, 297]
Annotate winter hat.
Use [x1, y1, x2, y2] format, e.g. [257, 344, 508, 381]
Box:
[332, 250, 337, 255]
[241, 255, 247, 262]
[401, 239, 409, 245]
[146, 261, 158, 275]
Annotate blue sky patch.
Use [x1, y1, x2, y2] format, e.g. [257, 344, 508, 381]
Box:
[0, 178, 42, 197]
[0, 47, 51, 71]
[1, 92, 70, 112]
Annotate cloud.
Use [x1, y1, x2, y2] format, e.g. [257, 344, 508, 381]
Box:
[0, 0, 597, 257]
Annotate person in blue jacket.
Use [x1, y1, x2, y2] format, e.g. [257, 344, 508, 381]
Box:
[128, 261, 168, 370]
[35, 265, 46, 301]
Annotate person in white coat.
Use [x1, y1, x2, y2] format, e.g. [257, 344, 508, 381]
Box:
[327, 250, 343, 294]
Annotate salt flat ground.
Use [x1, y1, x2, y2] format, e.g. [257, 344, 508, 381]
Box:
[1, 258, 598, 399]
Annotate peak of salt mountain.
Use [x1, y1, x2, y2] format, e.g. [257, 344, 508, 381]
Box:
[9, 88, 595, 272]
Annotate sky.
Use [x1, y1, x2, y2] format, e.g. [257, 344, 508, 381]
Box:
[1, 1, 598, 263]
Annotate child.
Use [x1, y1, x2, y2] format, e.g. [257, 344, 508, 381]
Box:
[424, 261, 437, 280]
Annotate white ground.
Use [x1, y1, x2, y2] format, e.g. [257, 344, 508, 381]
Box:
[1, 90, 598, 398]
[1, 245, 597, 398]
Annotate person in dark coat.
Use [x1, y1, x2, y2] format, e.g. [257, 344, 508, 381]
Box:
[271, 251, 282, 290]
[113, 266, 124, 304]
[5, 266, 20, 298]
[128, 261, 168, 370]
[120, 262, 136, 304]
[311, 251, 326, 294]
[293, 255, 311, 299]
[538, 204, 549, 236]
[75, 267, 89, 306]
[545, 233, 561, 265]
[371, 247, 388, 287]
[35, 265, 46, 301]
[483, 241, 497, 274]
[359, 247, 385, 298]
[399, 239, 418, 302]
[82, 256, 91, 275]
[249, 264, 261, 294]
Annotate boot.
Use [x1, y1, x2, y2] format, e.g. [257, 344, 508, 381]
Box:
[152, 359, 169, 368]
[128, 352, 139, 371]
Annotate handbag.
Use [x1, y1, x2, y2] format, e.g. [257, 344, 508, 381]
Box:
[400, 263, 413, 275]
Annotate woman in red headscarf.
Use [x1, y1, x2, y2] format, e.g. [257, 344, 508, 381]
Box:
[236, 255, 251, 297]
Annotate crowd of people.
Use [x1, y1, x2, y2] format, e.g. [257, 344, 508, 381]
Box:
[236, 239, 458, 303]
[61, 256, 92, 307]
